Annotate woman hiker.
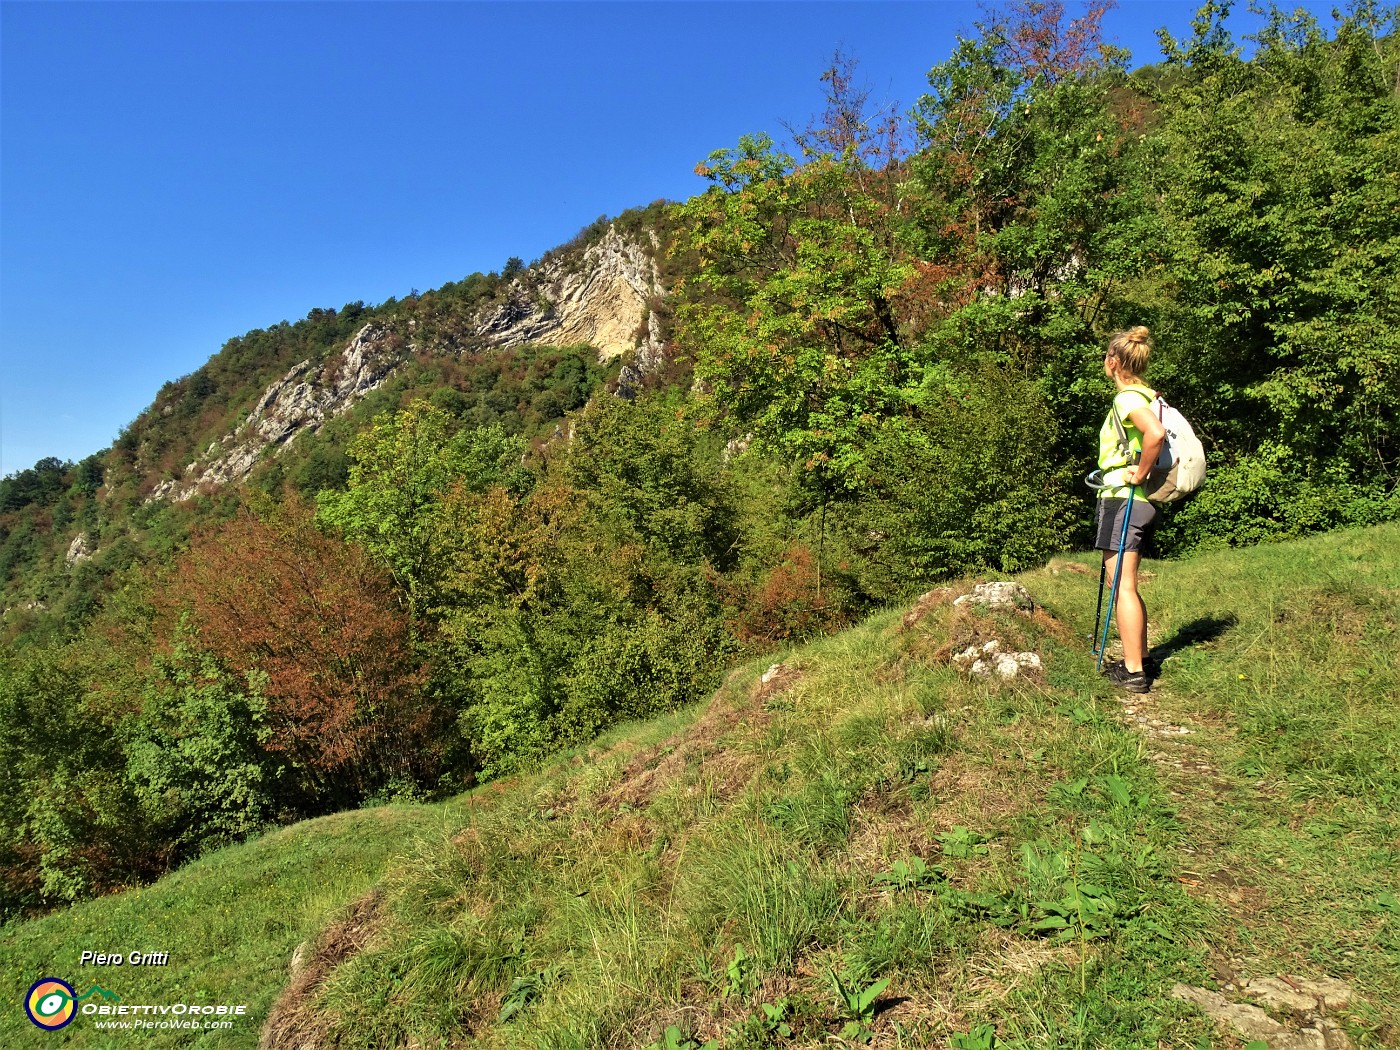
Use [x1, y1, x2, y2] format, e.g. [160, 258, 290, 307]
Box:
[1096, 326, 1166, 694]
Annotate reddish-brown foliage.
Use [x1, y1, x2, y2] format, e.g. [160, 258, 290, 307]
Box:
[159, 497, 442, 800]
[993, 0, 1117, 86]
[719, 544, 852, 647]
[796, 51, 910, 175]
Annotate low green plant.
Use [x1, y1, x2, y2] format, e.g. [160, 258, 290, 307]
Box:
[1027, 877, 1121, 943]
[873, 856, 943, 891]
[940, 885, 1030, 930]
[949, 1023, 999, 1049]
[827, 968, 889, 1043]
[1096, 773, 1153, 812]
[498, 963, 563, 1023]
[756, 999, 794, 1039]
[1369, 892, 1400, 915]
[649, 1024, 718, 1050]
[936, 825, 990, 858]
[1051, 776, 1090, 801]
[724, 943, 755, 999]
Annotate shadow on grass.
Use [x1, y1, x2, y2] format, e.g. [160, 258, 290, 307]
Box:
[872, 994, 912, 1020]
[1151, 614, 1239, 665]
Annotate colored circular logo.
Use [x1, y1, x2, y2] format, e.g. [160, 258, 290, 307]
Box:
[26, 978, 76, 1030]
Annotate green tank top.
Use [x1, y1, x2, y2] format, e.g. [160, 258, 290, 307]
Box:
[1097, 384, 1155, 500]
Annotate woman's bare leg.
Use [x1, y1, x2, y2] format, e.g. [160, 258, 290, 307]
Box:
[1103, 550, 1148, 673]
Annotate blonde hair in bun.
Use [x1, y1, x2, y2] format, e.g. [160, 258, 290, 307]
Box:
[1107, 326, 1152, 378]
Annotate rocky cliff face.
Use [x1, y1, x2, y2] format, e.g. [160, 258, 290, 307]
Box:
[65, 532, 93, 566]
[148, 322, 405, 502]
[149, 225, 666, 503]
[475, 225, 665, 368]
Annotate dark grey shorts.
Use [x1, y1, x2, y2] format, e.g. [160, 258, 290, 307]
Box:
[1094, 497, 1157, 553]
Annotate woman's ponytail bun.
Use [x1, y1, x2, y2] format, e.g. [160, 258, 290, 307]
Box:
[1108, 326, 1152, 377]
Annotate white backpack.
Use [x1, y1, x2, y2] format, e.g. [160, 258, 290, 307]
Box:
[1111, 392, 1206, 502]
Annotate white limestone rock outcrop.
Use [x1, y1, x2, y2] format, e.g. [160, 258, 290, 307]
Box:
[953, 582, 1036, 613]
[951, 640, 1043, 680]
[1171, 979, 1354, 1050]
[475, 225, 664, 366]
[65, 532, 93, 566]
[149, 322, 404, 502]
[149, 227, 667, 504]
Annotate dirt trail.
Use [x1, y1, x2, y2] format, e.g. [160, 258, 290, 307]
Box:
[1104, 672, 1358, 1050]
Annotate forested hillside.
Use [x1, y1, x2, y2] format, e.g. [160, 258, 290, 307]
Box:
[1, 0, 1396, 919]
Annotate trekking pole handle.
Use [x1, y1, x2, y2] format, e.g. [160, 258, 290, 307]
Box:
[1087, 465, 1145, 492]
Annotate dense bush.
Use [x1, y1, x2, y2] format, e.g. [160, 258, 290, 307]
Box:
[716, 543, 856, 647]
[836, 362, 1079, 591]
[125, 643, 282, 852]
[0, 647, 165, 912]
[158, 500, 446, 810]
[562, 393, 740, 568]
[1155, 444, 1400, 555]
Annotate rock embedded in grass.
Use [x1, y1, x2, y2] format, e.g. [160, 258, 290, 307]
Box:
[1172, 979, 1356, 1049]
[951, 639, 1042, 680]
[952, 581, 1035, 613]
[1241, 975, 1353, 1014]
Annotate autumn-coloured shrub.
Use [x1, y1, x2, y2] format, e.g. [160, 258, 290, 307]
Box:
[159, 498, 445, 809]
[721, 544, 855, 647]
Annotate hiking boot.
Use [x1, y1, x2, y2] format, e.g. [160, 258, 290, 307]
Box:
[1100, 656, 1161, 679]
[1107, 661, 1150, 694]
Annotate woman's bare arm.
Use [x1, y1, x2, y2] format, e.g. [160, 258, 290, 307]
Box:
[1126, 404, 1166, 485]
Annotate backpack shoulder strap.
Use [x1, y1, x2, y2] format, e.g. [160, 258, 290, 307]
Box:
[1109, 386, 1156, 459]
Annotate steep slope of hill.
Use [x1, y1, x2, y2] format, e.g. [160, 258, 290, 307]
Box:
[149, 225, 667, 505]
[4, 525, 1394, 1049]
[0, 212, 672, 638]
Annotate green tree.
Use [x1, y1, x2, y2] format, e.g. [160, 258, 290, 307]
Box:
[316, 401, 530, 616]
[429, 473, 733, 777]
[677, 129, 914, 493]
[1142, 0, 1399, 546]
[908, 0, 1148, 464]
[431, 482, 592, 776]
[675, 58, 922, 597]
[837, 361, 1080, 589]
[125, 640, 282, 853]
[0, 456, 71, 512]
[561, 393, 740, 568]
[0, 647, 160, 908]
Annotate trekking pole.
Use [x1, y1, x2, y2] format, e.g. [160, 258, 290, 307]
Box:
[1085, 470, 1108, 653]
[1096, 483, 1137, 672]
[1092, 559, 1107, 652]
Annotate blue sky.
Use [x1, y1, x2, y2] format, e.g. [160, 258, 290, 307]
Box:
[0, 1, 1339, 477]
